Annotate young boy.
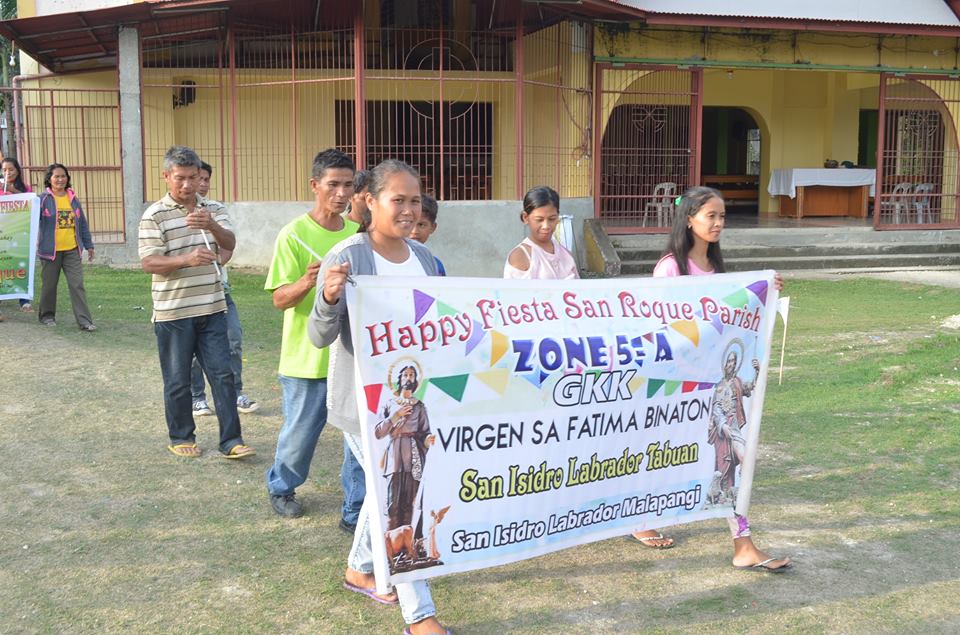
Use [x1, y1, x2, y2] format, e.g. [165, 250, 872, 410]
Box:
[342, 168, 371, 231]
[409, 193, 446, 275]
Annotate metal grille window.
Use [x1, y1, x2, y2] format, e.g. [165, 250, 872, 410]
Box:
[5, 86, 123, 243]
[596, 66, 702, 231]
[877, 74, 960, 228]
[135, 6, 590, 203]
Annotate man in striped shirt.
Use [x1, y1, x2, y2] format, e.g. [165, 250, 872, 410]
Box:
[138, 145, 255, 459]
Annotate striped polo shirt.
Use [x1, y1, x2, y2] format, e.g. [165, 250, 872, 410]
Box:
[138, 193, 230, 322]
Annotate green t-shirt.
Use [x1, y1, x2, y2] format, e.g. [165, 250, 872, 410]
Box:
[265, 213, 358, 378]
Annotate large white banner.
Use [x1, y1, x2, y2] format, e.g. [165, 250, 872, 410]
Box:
[0, 193, 40, 301]
[346, 272, 778, 588]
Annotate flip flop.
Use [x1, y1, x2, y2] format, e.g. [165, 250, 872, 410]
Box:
[343, 581, 399, 605]
[168, 442, 202, 458]
[402, 628, 451, 635]
[223, 444, 256, 459]
[734, 557, 791, 573]
[634, 533, 675, 549]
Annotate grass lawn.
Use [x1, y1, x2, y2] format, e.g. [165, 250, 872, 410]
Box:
[1, 268, 958, 634]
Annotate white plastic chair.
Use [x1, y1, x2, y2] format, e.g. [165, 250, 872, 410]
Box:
[882, 182, 913, 224]
[644, 181, 677, 227]
[912, 183, 934, 224]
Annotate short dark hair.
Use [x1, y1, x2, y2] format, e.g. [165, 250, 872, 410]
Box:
[199, 161, 213, 175]
[44, 163, 71, 190]
[353, 169, 371, 192]
[421, 194, 438, 224]
[312, 148, 355, 179]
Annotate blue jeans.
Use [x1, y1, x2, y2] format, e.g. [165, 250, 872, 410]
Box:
[265, 375, 328, 496]
[344, 432, 435, 624]
[191, 294, 243, 399]
[154, 311, 243, 453]
[341, 438, 366, 525]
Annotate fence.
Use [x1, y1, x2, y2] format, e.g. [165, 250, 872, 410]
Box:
[140, 7, 592, 203]
[1, 86, 124, 243]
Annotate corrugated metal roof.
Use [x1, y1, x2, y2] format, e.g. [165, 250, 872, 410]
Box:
[618, 0, 960, 27]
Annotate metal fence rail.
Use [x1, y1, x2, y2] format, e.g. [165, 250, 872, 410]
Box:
[2, 86, 124, 243]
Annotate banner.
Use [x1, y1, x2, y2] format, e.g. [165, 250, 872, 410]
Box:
[346, 271, 779, 588]
[0, 193, 40, 301]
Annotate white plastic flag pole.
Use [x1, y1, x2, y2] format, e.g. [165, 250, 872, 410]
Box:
[196, 205, 222, 281]
[199, 228, 222, 281]
[777, 296, 791, 385]
[290, 232, 322, 261]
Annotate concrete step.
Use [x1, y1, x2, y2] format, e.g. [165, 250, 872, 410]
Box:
[615, 242, 960, 261]
[610, 226, 960, 249]
[619, 252, 960, 275]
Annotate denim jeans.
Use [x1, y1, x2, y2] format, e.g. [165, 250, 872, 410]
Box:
[191, 293, 243, 399]
[344, 432, 435, 625]
[265, 375, 327, 496]
[341, 437, 366, 526]
[154, 311, 243, 453]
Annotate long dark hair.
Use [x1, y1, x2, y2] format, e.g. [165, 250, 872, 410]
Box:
[2, 157, 28, 193]
[664, 186, 726, 275]
[44, 163, 72, 191]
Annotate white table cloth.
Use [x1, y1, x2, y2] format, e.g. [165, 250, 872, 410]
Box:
[767, 168, 876, 198]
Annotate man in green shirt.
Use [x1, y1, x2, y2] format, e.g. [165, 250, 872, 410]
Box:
[264, 149, 358, 517]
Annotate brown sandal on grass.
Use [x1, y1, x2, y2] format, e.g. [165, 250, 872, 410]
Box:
[168, 442, 202, 458]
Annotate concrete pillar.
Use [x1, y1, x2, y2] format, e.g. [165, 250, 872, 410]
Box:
[117, 25, 144, 262]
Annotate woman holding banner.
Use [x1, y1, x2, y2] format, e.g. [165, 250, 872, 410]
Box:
[1, 157, 36, 315]
[653, 186, 790, 573]
[309, 159, 449, 635]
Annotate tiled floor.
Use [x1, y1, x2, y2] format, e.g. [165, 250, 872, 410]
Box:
[725, 209, 874, 229]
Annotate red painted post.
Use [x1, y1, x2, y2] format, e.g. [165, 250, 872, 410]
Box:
[290, 17, 299, 198]
[439, 9, 446, 200]
[353, 9, 366, 170]
[228, 19, 239, 201]
[593, 63, 604, 220]
[515, 11, 524, 199]
[874, 73, 887, 229]
[690, 68, 703, 187]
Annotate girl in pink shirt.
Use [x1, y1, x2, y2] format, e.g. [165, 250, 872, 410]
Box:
[639, 186, 790, 572]
[503, 186, 579, 280]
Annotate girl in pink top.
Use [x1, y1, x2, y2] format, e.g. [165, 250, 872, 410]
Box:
[503, 186, 579, 280]
[637, 186, 790, 572]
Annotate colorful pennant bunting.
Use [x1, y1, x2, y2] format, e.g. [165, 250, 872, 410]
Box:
[413, 289, 435, 323]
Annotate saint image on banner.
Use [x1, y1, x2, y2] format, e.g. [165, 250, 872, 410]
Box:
[375, 358, 448, 574]
[705, 339, 759, 509]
